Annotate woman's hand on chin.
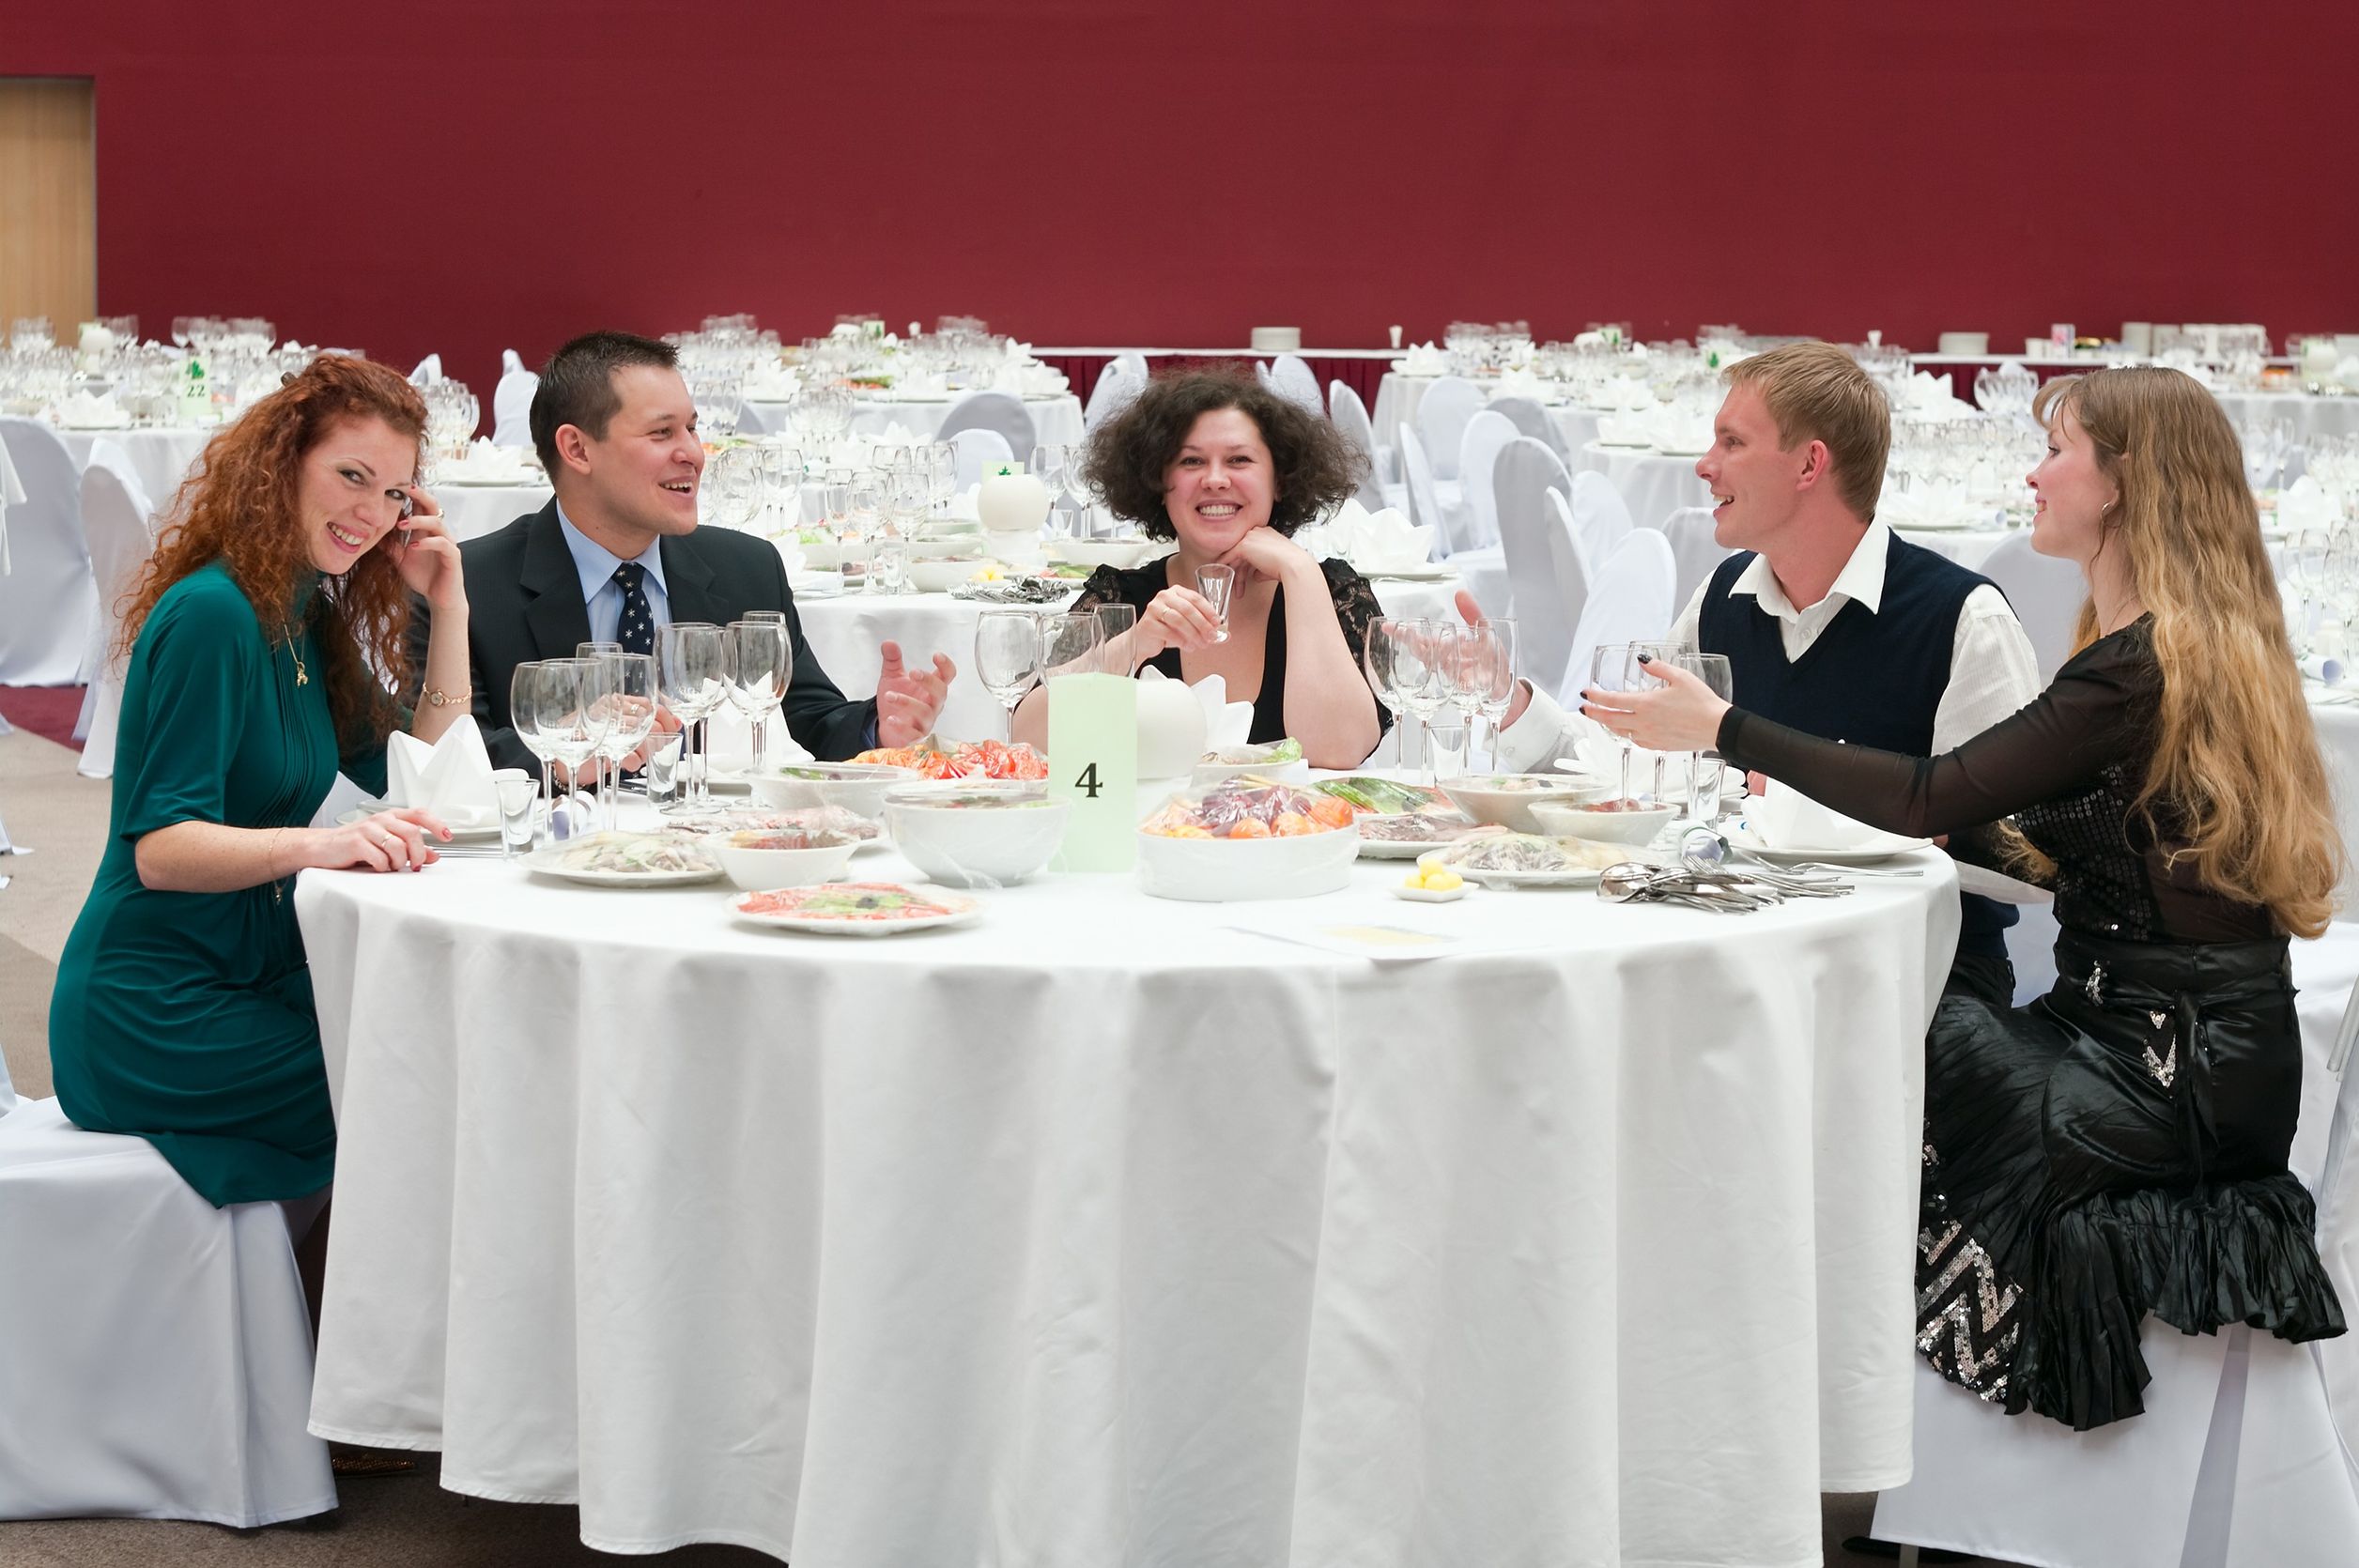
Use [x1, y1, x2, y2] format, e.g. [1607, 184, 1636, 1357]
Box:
[1220, 524, 1313, 585]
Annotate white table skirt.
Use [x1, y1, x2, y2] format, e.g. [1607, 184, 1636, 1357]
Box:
[744, 394, 1085, 453]
[54, 425, 214, 511]
[795, 576, 1460, 742]
[301, 846, 1957, 1568]
[1577, 443, 1714, 534]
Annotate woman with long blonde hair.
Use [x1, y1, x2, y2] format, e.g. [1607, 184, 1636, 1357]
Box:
[1584, 366, 2344, 1429]
[50, 354, 473, 1217]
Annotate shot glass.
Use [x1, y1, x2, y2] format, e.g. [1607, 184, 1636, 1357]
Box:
[492, 768, 538, 860]
[1195, 564, 1236, 644]
[874, 539, 910, 594]
[642, 730, 684, 810]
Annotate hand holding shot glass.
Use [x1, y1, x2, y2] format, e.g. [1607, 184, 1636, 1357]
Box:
[1194, 564, 1236, 644]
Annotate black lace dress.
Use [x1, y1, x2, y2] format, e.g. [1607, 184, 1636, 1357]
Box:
[1718, 619, 2344, 1430]
[1070, 557, 1391, 746]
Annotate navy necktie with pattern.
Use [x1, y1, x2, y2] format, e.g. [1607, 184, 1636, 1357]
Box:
[612, 561, 655, 656]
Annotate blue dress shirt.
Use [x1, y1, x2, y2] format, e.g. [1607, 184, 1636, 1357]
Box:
[556, 503, 670, 646]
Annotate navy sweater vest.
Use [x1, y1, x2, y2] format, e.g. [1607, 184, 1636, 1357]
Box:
[1698, 535, 2016, 960]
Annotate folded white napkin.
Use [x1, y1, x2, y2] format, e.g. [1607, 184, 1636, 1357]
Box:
[703, 705, 812, 774]
[1879, 481, 1983, 531]
[1595, 375, 1655, 412]
[743, 368, 800, 401]
[1299, 498, 1434, 572]
[387, 715, 499, 830]
[1194, 671, 1256, 750]
[1392, 343, 1449, 376]
[2333, 356, 2359, 389]
[1900, 372, 1976, 422]
[2279, 476, 2336, 533]
[55, 390, 130, 428]
[1750, 781, 1918, 853]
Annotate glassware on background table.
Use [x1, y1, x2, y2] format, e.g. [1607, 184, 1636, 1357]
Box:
[1589, 641, 1642, 805]
[726, 621, 791, 776]
[658, 623, 728, 814]
[1033, 443, 1070, 500]
[491, 768, 538, 859]
[1195, 564, 1236, 643]
[1673, 652, 1734, 823]
[509, 660, 553, 821]
[974, 610, 1044, 739]
[927, 441, 957, 514]
[532, 659, 609, 838]
[1047, 506, 1082, 542]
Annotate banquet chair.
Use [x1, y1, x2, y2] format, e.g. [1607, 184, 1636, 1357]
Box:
[490, 354, 540, 449]
[1329, 379, 1400, 496]
[409, 353, 442, 386]
[1568, 470, 1636, 572]
[1488, 394, 1572, 463]
[1084, 354, 1148, 432]
[1262, 353, 1324, 418]
[946, 426, 1015, 490]
[1453, 411, 1517, 552]
[1395, 426, 1456, 553]
[0, 1098, 338, 1527]
[1977, 530, 2087, 682]
[71, 443, 156, 780]
[1492, 439, 1584, 695]
[1415, 377, 1484, 482]
[936, 392, 1038, 467]
[1656, 504, 1738, 609]
[1558, 527, 1676, 712]
[0, 418, 97, 685]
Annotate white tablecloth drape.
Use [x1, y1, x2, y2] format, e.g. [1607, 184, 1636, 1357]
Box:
[1577, 443, 1714, 534]
[54, 426, 213, 512]
[797, 576, 1460, 741]
[743, 393, 1085, 453]
[301, 848, 1958, 1568]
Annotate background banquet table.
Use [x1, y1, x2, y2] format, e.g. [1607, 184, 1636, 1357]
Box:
[2213, 390, 2359, 444]
[1576, 442, 1713, 532]
[301, 842, 1958, 1568]
[1371, 372, 1604, 458]
[51, 423, 211, 509]
[796, 575, 1460, 740]
[741, 392, 1084, 453]
[434, 481, 551, 543]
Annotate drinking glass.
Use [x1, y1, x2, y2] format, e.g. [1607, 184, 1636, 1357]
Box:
[1673, 652, 1734, 822]
[658, 623, 729, 814]
[726, 620, 791, 775]
[1588, 642, 1642, 805]
[1393, 619, 1447, 784]
[1092, 603, 1139, 674]
[974, 610, 1044, 739]
[872, 539, 910, 594]
[1426, 625, 1474, 780]
[532, 660, 609, 837]
[1465, 619, 1518, 770]
[1195, 564, 1237, 643]
[594, 653, 660, 830]
[849, 481, 886, 592]
[1047, 506, 1083, 541]
[1632, 639, 1683, 803]
[1033, 443, 1070, 500]
[1040, 610, 1108, 679]
[492, 769, 538, 859]
[509, 660, 554, 818]
[1363, 617, 1414, 772]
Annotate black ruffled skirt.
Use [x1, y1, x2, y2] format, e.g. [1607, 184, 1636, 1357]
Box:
[1915, 930, 2345, 1430]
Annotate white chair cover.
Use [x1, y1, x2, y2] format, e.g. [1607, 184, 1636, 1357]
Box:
[1083, 361, 1144, 433]
[1873, 929, 2359, 1568]
[71, 443, 155, 780]
[501, 347, 525, 376]
[1414, 377, 1484, 482]
[1328, 379, 1397, 488]
[409, 353, 442, 386]
[1492, 440, 1582, 696]
[1453, 411, 1517, 553]
[946, 427, 1015, 490]
[936, 391, 1038, 467]
[0, 1099, 336, 1526]
[1395, 425, 1447, 546]
[1488, 395, 1571, 462]
[1657, 504, 1738, 610]
[0, 1031, 15, 1116]
[1558, 528, 1676, 710]
[1568, 469, 1636, 572]
[1976, 530, 2087, 681]
[490, 360, 540, 450]
[0, 418, 95, 684]
[1264, 354, 1324, 419]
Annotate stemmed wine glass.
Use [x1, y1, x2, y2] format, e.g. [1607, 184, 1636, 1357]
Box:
[1463, 619, 1518, 771]
[726, 620, 792, 776]
[509, 660, 553, 831]
[532, 659, 610, 838]
[1426, 624, 1474, 780]
[1363, 618, 1414, 773]
[1632, 640, 1685, 803]
[1673, 652, 1734, 822]
[974, 610, 1044, 739]
[576, 640, 623, 811]
[1393, 619, 1448, 785]
[849, 480, 887, 593]
[1589, 642, 1642, 806]
[1039, 609, 1108, 680]
[658, 623, 729, 814]
[592, 653, 660, 831]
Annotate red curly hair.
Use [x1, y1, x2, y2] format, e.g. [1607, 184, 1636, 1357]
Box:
[118, 355, 427, 752]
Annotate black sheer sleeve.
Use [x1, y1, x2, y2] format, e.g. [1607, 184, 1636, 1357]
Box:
[1716, 628, 2156, 839]
[1319, 559, 1393, 736]
[1067, 564, 1136, 620]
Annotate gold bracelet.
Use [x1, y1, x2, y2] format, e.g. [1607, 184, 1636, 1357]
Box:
[423, 684, 471, 708]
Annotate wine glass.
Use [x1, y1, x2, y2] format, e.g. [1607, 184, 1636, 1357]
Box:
[726, 620, 791, 776]
[532, 660, 609, 837]
[658, 623, 729, 814]
[1465, 619, 1518, 771]
[1673, 652, 1734, 822]
[509, 660, 552, 825]
[849, 480, 887, 593]
[593, 652, 659, 831]
[1032, 443, 1070, 501]
[576, 640, 624, 822]
[1632, 639, 1684, 803]
[1039, 610, 1108, 680]
[1363, 618, 1413, 773]
[1588, 642, 1642, 805]
[1426, 624, 1473, 780]
[1393, 620, 1447, 785]
[974, 610, 1044, 739]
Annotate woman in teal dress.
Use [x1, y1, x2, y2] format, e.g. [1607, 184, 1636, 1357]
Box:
[50, 354, 476, 1208]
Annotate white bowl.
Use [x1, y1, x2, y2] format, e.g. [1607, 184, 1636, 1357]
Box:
[1046, 539, 1162, 571]
[1191, 757, 1312, 788]
[749, 762, 919, 820]
[905, 535, 979, 561]
[1134, 822, 1359, 901]
[903, 557, 998, 592]
[882, 785, 1068, 888]
[1528, 799, 1678, 846]
[1439, 774, 1611, 834]
[710, 834, 860, 891]
[794, 538, 843, 569]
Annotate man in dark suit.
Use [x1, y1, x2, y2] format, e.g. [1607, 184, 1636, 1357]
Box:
[409, 331, 955, 776]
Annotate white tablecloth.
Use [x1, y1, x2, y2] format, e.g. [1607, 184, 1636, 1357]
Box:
[744, 394, 1085, 453]
[435, 482, 551, 544]
[2214, 390, 2359, 444]
[1577, 443, 1715, 534]
[796, 576, 1460, 741]
[301, 844, 1958, 1568]
[53, 425, 213, 511]
[1369, 373, 1603, 460]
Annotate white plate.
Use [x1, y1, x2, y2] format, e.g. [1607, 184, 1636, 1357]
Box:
[1390, 881, 1469, 902]
[1447, 864, 1606, 889]
[1358, 837, 1474, 859]
[523, 846, 724, 885]
[731, 883, 980, 935]
[339, 807, 501, 844]
[1725, 823, 1933, 865]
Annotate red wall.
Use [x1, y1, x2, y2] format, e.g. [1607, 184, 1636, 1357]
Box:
[10, 1, 2355, 393]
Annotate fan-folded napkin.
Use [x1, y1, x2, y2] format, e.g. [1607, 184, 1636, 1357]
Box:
[386, 716, 499, 829]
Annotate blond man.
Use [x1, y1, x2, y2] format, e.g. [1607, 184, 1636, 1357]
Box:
[1481, 341, 2039, 1002]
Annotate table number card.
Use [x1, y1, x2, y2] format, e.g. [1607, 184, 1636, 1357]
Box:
[1047, 672, 1136, 870]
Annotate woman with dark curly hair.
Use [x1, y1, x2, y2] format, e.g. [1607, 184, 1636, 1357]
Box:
[1012, 368, 1388, 766]
[49, 354, 473, 1211]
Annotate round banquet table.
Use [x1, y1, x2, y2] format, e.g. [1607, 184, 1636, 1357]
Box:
[1368, 373, 1604, 461]
[53, 423, 214, 510]
[2213, 389, 2359, 444]
[794, 575, 1461, 740]
[434, 481, 552, 543]
[1577, 441, 1713, 533]
[299, 841, 1959, 1568]
[742, 393, 1085, 453]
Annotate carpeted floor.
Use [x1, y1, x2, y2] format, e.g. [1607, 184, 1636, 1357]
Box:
[0, 685, 88, 752]
[0, 716, 2019, 1567]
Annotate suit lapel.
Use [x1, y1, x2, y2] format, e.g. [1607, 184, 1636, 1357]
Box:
[660, 532, 717, 626]
[520, 503, 594, 659]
